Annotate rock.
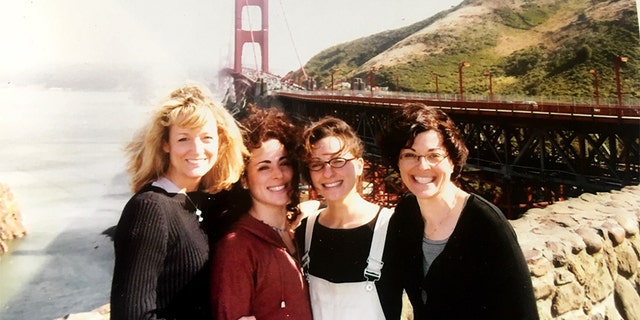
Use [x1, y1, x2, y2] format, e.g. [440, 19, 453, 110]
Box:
[526, 248, 553, 277]
[601, 221, 626, 245]
[614, 242, 638, 278]
[614, 212, 639, 236]
[575, 226, 604, 254]
[552, 281, 584, 316]
[583, 258, 614, 304]
[0, 183, 27, 256]
[554, 268, 576, 285]
[549, 213, 579, 228]
[614, 278, 640, 320]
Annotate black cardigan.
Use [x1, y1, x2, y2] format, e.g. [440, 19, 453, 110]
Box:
[394, 193, 539, 320]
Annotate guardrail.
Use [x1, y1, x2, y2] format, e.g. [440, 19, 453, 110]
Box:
[273, 89, 640, 107]
[273, 89, 640, 123]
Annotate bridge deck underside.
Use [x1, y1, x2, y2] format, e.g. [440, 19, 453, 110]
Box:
[273, 95, 640, 216]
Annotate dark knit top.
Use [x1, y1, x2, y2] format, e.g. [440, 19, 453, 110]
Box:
[394, 193, 539, 320]
[111, 185, 210, 320]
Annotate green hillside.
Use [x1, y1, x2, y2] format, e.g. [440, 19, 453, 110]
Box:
[291, 0, 639, 100]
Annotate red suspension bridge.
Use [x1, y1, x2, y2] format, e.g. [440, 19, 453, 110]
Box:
[226, 0, 640, 217]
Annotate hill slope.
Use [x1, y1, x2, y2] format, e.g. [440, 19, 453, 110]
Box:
[293, 0, 639, 99]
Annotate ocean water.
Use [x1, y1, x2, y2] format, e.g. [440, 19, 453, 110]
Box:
[0, 87, 150, 319]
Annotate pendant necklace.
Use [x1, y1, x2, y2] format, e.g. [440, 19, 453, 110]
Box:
[271, 225, 287, 233]
[151, 177, 203, 222]
[185, 194, 203, 222]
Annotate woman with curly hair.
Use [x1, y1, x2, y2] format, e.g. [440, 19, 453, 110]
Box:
[211, 105, 312, 320]
[110, 83, 246, 320]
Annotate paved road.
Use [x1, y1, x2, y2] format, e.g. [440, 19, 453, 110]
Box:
[0, 88, 148, 319]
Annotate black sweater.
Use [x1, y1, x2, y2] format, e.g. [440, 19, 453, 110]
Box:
[111, 185, 210, 320]
[395, 193, 539, 320]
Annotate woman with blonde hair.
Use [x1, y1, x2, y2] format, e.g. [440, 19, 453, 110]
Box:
[110, 83, 246, 320]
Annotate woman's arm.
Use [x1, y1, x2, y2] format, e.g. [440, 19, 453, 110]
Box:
[111, 198, 168, 320]
[211, 231, 256, 320]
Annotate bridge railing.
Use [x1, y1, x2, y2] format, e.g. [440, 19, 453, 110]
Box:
[272, 89, 640, 122]
[273, 89, 640, 108]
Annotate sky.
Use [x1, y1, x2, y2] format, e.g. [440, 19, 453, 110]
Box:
[0, 0, 465, 92]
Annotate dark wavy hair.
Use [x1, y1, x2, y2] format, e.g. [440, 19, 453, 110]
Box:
[229, 104, 303, 222]
[379, 103, 469, 180]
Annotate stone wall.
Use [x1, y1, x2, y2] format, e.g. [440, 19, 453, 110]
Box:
[514, 185, 640, 320]
[0, 183, 26, 257]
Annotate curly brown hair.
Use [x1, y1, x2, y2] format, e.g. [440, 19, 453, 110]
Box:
[230, 104, 304, 221]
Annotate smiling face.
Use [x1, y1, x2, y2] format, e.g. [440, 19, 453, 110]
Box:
[162, 111, 219, 191]
[244, 138, 294, 210]
[308, 136, 363, 202]
[398, 130, 455, 200]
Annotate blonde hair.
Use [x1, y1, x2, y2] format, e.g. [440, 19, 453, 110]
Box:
[126, 83, 247, 193]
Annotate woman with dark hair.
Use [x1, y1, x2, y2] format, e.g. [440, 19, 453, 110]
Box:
[379, 103, 538, 319]
[211, 106, 312, 320]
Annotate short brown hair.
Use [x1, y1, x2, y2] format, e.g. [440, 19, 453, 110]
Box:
[379, 103, 468, 180]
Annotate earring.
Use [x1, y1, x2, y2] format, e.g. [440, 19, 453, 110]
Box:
[241, 176, 248, 190]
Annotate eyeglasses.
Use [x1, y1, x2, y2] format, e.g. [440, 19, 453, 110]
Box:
[308, 157, 355, 171]
[398, 151, 448, 166]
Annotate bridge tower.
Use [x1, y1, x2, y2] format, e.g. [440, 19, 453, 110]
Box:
[234, 0, 269, 74]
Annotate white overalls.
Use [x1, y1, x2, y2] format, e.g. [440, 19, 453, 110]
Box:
[302, 208, 393, 320]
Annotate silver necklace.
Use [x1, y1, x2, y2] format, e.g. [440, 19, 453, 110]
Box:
[152, 177, 203, 222]
[271, 225, 287, 233]
[185, 194, 203, 222]
[249, 209, 287, 233]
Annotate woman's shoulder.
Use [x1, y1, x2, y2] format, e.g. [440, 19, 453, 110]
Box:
[126, 185, 170, 203]
[464, 194, 509, 223]
[120, 186, 181, 222]
[216, 215, 276, 254]
[389, 193, 422, 225]
[461, 194, 518, 240]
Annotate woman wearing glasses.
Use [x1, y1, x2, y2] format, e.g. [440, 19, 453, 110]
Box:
[295, 116, 421, 320]
[379, 103, 538, 319]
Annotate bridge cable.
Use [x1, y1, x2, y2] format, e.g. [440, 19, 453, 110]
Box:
[244, 0, 261, 76]
[278, 0, 307, 78]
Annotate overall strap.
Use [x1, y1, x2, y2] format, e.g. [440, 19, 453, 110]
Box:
[363, 207, 393, 288]
[301, 210, 320, 276]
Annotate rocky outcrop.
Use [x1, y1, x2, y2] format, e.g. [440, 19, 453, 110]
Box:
[515, 185, 640, 319]
[0, 183, 26, 256]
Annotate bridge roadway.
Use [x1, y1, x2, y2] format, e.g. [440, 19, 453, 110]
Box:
[267, 89, 640, 217]
[274, 89, 640, 124]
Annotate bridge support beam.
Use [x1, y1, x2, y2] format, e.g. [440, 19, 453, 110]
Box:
[234, 0, 269, 74]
